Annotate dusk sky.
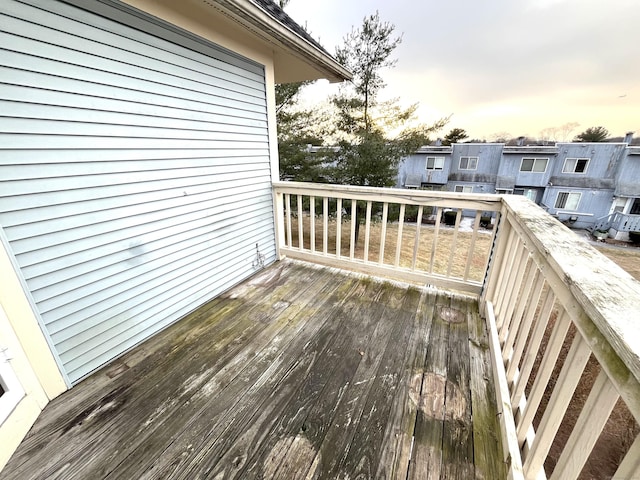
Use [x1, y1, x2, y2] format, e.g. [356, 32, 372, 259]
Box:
[285, 0, 639, 141]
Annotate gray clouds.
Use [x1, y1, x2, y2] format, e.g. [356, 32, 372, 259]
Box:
[285, 0, 639, 138]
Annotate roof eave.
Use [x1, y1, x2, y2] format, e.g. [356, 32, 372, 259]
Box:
[216, 0, 351, 83]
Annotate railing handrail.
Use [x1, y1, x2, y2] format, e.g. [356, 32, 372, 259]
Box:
[273, 181, 502, 295]
[484, 194, 640, 479]
[273, 181, 503, 211]
[272, 182, 640, 479]
[498, 195, 640, 385]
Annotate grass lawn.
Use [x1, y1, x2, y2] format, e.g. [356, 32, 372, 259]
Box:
[290, 216, 640, 284]
[289, 216, 494, 284]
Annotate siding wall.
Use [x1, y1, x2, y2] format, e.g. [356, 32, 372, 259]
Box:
[615, 150, 640, 198]
[397, 142, 638, 229]
[499, 152, 554, 188]
[0, 0, 276, 383]
[398, 152, 451, 187]
[542, 187, 615, 229]
[448, 144, 502, 184]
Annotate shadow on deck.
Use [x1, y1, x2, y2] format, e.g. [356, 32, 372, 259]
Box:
[3, 260, 504, 479]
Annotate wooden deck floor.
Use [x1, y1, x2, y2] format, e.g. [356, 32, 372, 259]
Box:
[3, 260, 505, 480]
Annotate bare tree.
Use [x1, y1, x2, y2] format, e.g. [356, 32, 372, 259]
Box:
[559, 122, 580, 141]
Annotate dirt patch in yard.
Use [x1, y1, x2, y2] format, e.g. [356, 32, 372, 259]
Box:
[593, 243, 640, 282]
[528, 312, 639, 479]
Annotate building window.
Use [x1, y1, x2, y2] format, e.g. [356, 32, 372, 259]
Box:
[554, 191, 581, 210]
[520, 158, 548, 173]
[562, 158, 589, 173]
[495, 188, 514, 194]
[454, 185, 473, 193]
[426, 157, 444, 170]
[459, 156, 478, 170]
[631, 198, 640, 215]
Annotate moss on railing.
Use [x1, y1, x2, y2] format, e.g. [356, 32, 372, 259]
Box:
[484, 194, 640, 480]
[498, 195, 640, 386]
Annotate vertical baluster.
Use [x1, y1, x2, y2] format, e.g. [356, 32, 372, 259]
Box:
[297, 194, 303, 250]
[429, 207, 442, 274]
[336, 198, 342, 257]
[364, 200, 372, 263]
[464, 211, 482, 281]
[501, 260, 536, 362]
[446, 209, 462, 277]
[378, 202, 388, 265]
[614, 435, 640, 480]
[495, 237, 524, 320]
[511, 288, 556, 408]
[486, 219, 515, 315]
[505, 268, 545, 376]
[550, 371, 619, 480]
[350, 199, 357, 260]
[411, 205, 424, 270]
[310, 196, 316, 253]
[496, 242, 527, 332]
[323, 196, 328, 255]
[273, 189, 285, 259]
[522, 334, 592, 479]
[394, 203, 405, 267]
[517, 310, 571, 445]
[285, 193, 292, 248]
[481, 212, 510, 305]
[498, 249, 530, 344]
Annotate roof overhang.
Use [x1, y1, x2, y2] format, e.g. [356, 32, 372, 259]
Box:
[210, 0, 351, 83]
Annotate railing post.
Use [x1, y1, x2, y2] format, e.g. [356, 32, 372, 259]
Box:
[480, 207, 510, 316]
[273, 187, 285, 260]
[272, 182, 507, 294]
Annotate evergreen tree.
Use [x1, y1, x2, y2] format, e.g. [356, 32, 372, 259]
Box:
[442, 128, 469, 146]
[328, 11, 445, 188]
[275, 81, 329, 181]
[573, 126, 609, 142]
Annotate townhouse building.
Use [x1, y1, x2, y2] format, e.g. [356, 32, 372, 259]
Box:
[398, 134, 640, 237]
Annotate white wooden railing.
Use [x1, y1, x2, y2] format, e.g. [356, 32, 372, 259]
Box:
[593, 211, 640, 233]
[482, 195, 640, 480]
[273, 181, 502, 294]
[272, 182, 640, 480]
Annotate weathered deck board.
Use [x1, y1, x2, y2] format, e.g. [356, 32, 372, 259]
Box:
[468, 291, 507, 479]
[103, 265, 347, 479]
[175, 279, 385, 479]
[408, 292, 451, 480]
[332, 287, 422, 478]
[375, 287, 437, 479]
[441, 294, 474, 478]
[2, 260, 505, 480]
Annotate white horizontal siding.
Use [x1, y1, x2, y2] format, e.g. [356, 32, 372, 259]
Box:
[3, 167, 271, 234]
[0, 79, 267, 123]
[7, 181, 270, 271]
[0, 0, 275, 384]
[63, 243, 272, 382]
[27, 197, 274, 307]
[32, 201, 274, 314]
[0, 101, 267, 135]
[53, 228, 275, 354]
[1, 1, 265, 86]
[0, 157, 270, 213]
[14, 0, 265, 80]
